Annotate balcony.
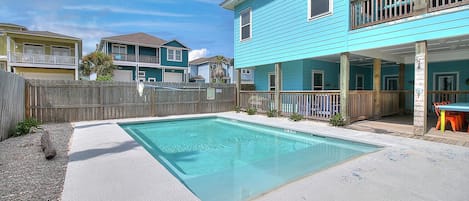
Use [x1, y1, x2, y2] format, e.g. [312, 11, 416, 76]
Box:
[351, 0, 469, 29]
[10, 52, 76, 65]
[111, 53, 159, 64]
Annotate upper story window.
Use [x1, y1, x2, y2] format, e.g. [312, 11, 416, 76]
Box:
[308, 0, 333, 20]
[167, 49, 182, 62]
[240, 8, 252, 41]
[24, 44, 44, 55]
[112, 44, 127, 54]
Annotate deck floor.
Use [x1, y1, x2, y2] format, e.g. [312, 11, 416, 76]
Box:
[347, 114, 469, 147]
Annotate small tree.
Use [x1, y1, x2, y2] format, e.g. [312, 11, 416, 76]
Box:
[212, 56, 226, 83]
[81, 51, 115, 81]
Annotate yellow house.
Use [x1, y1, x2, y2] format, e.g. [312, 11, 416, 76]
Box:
[0, 23, 81, 80]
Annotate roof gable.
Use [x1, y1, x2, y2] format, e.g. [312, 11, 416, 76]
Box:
[163, 40, 188, 49]
[102, 32, 167, 46]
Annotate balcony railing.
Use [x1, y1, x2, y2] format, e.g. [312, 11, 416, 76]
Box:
[138, 55, 159, 64]
[351, 0, 469, 29]
[10, 52, 76, 65]
[111, 53, 136, 62]
[111, 53, 159, 64]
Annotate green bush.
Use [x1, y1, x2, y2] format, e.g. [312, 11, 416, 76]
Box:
[266, 109, 278, 117]
[289, 113, 303, 121]
[233, 105, 241, 113]
[96, 75, 113, 81]
[15, 118, 40, 136]
[246, 107, 257, 115]
[330, 113, 346, 127]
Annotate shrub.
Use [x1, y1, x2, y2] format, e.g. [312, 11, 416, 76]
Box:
[234, 105, 241, 113]
[96, 75, 113, 81]
[289, 113, 303, 121]
[246, 107, 257, 115]
[330, 113, 346, 127]
[266, 109, 278, 117]
[15, 118, 40, 136]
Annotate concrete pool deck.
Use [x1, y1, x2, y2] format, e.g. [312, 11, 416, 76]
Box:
[62, 112, 469, 201]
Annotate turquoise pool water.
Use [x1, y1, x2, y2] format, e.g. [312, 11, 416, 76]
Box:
[120, 117, 379, 201]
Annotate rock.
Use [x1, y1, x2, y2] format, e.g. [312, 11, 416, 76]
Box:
[40, 131, 56, 160]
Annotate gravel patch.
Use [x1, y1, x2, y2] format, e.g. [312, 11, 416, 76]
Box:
[0, 123, 73, 201]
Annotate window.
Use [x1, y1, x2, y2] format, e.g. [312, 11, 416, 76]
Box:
[112, 44, 126, 54]
[433, 72, 458, 103]
[356, 74, 364, 90]
[242, 69, 251, 74]
[312, 70, 324, 90]
[167, 49, 182, 62]
[240, 8, 251, 41]
[384, 75, 399, 90]
[268, 73, 276, 91]
[308, 0, 333, 20]
[23, 44, 44, 55]
[0, 62, 6, 71]
[148, 77, 156, 82]
[138, 71, 146, 81]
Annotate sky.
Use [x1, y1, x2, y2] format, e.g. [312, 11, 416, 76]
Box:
[1, 0, 234, 61]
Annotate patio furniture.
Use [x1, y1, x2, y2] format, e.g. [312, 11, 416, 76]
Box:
[434, 102, 460, 132]
[437, 102, 469, 133]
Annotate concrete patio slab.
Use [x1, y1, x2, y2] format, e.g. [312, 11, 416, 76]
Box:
[62, 112, 469, 201]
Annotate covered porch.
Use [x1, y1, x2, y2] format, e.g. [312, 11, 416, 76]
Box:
[236, 35, 469, 136]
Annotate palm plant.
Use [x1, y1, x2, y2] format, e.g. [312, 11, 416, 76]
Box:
[81, 51, 115, 81]
[212, 56, 226, 83]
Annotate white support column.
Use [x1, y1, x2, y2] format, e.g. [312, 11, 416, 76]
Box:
[340, 53, 350, 124]
[6, 36, 11, 72]
[162, 67, 165, 82]
[136, 45, 140, 82]
[236, 69, 241, 106]
[413, 41, 428, 135]
[74, 42, 79, 80]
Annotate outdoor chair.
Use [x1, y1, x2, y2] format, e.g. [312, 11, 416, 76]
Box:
[434, 102, 461, 132]
[441, 101, 465, 130]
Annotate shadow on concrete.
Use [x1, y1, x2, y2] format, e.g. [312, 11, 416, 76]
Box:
[74, 122, 114, 129]
[69, 141, 139, 162]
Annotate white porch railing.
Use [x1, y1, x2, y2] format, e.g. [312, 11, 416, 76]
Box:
[111, 53, 136, 62]
[10, 52, 76, 65]
[138, 55, 159, 64]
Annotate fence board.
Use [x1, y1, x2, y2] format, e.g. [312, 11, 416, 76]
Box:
[0, 71, 25, 141]
[25, 80, 235, 123]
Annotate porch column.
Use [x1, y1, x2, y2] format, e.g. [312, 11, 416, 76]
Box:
[340, 53, 350, 124]
[236, 69, 241, 106]
[275, 63, 282, 112]
[74, 42, 79, 80]
[6, 36, 11, 72]
[373, 59, 382, 119]
[136, 46, 140, 82]
[413, 41, 428, 135]
[399, 63, 406, 114]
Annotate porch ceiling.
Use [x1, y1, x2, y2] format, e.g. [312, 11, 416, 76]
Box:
[315, 35, 469, 67]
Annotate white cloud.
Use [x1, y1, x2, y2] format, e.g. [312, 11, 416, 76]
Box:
[189, 48, 209, 61]
[63, 5, 191, 17]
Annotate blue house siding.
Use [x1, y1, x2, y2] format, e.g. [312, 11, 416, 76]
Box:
[139, 47, 156, 56]
[348, 10, 469, 52]
[253, 64, 274, 91]
[303, 60, 341, 90]
[161, 47, 189, 67]
[164, 41, 186, 48]
[234, 0, 348, 68]
[139, 67, 162, 81]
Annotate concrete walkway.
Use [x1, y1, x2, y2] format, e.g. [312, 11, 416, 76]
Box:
[62, 112, 469, 201]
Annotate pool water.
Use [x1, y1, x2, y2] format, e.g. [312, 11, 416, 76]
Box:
[120, 117, 379, 201]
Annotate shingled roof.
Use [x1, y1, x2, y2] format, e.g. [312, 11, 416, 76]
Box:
[102, 32, 167, 46]
[190, 56, 233, 65]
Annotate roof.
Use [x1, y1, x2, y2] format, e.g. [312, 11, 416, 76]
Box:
[189, 56, 233, 65]
[0, 23, 27, 31]
[220, 0, 246, 10]
[0, 23, 80, 40]
[102, 32, 167, 46]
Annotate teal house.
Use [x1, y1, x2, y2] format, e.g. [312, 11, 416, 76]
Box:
[98, 32, 190, 82]
[221, 0, 469, 134]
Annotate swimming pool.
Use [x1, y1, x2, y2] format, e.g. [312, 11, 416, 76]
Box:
[120, 117, 380, 201]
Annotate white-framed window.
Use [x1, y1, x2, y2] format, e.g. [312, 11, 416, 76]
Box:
[312, 70, 324, 90]
[51, 46, 71, 64]
[138, 71, 146, 80]
[112, 44, 127, 54]
[356, 74, 364, 90]
[138, 78, 145, 82]
[307, 0, 333, 20]
[268, 72, 276, 91]
[384, 75, 399, 90]
[148, 77, 156, 82]
[240, 8, 252, 41]
[0, 61, 6, 71]
[23, 44, 44, 55]
[167, 49, 182, 62]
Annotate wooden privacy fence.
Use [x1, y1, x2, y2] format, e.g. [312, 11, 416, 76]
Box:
[0, 71, 25, 141]
[25, 80, 235, 123]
